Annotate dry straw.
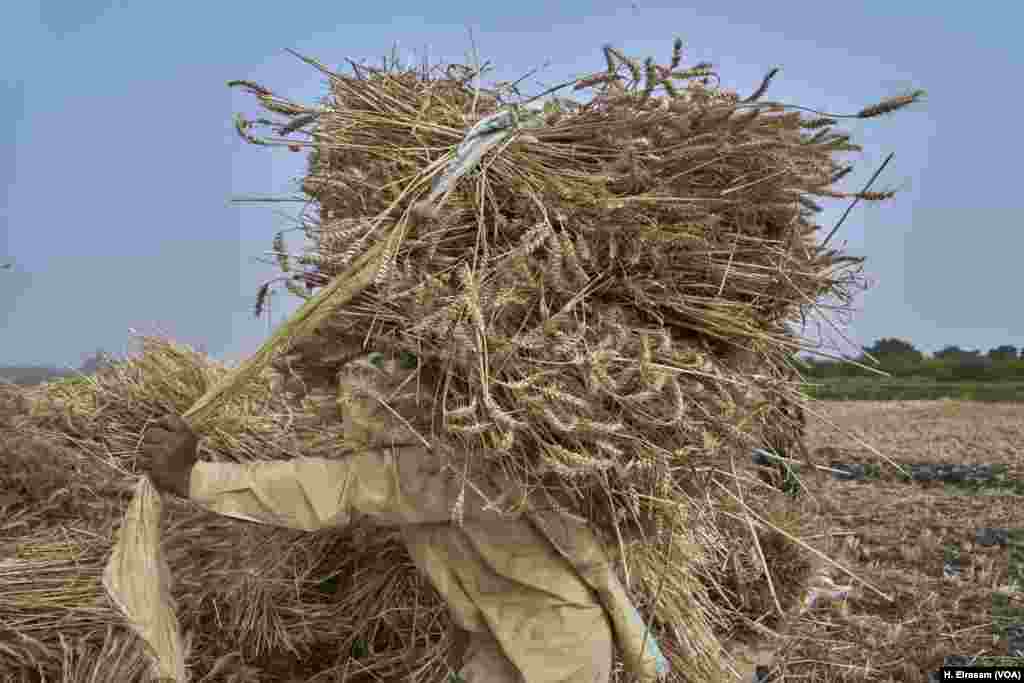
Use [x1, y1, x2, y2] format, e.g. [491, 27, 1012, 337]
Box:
[3, 338, 452, 682]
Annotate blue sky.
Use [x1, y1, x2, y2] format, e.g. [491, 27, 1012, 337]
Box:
[1, 1, 1020, 368]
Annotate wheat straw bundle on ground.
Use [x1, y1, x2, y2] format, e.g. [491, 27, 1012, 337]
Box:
[2, 339, 455, 682]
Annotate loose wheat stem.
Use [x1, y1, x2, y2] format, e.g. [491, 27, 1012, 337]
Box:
[822, 152, 894, 247]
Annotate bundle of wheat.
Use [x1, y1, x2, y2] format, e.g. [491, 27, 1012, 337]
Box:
[221, 37, 915, 679]
[232, 38, 917, 541]
[4, 339, 454, 682]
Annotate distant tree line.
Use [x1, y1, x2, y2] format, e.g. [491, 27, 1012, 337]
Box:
[803, 338, 1024, 381]
[0, 349, 115, 386]
[0, 366, 73, 386]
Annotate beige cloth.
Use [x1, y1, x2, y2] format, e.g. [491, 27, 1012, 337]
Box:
[103, 476, 187, 682]
[186, 350, 667, 682]
[189, 449, 625, 683]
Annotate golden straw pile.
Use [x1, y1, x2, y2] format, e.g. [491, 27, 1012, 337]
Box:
[0, 37, 920, 682]
[3, 338, 455, 682]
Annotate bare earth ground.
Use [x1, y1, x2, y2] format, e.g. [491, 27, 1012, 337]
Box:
[741, 400, 1024, 681]
[805, 399, 1024, 474]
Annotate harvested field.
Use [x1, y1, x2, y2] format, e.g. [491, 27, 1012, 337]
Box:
[806, 400, 1024, 474]
[804, 378, 1024, 403]
[743, 400, 1024, 681]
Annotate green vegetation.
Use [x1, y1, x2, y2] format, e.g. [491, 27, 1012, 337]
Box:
[968, 656, 1024, 667]
[803, 378, 1024, 402]
[803, 338, 1024, 380]
[993, 530, 1024, 660]
[800, 338, 1024, 402]
[944, 466, 1024, 497]
[350, 638, 369, 659]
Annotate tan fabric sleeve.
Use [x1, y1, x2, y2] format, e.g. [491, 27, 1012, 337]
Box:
[469, 468, 670, 681]
[188, 457, 381, 531]
[187, 447, 518, 531]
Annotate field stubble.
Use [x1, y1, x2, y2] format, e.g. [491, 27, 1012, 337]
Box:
[756, 400, 1024, 680]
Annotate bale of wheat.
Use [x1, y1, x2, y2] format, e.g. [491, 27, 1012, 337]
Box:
[219, 37, 915, 681]
[230, 38, 917, 548]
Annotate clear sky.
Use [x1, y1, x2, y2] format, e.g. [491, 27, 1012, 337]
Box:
[1, 1, 1019, 368]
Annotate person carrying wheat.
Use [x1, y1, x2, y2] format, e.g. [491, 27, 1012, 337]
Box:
[141, 344, 669, 683]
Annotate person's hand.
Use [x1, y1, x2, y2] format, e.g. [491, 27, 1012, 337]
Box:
[141, 414, 199, 497]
